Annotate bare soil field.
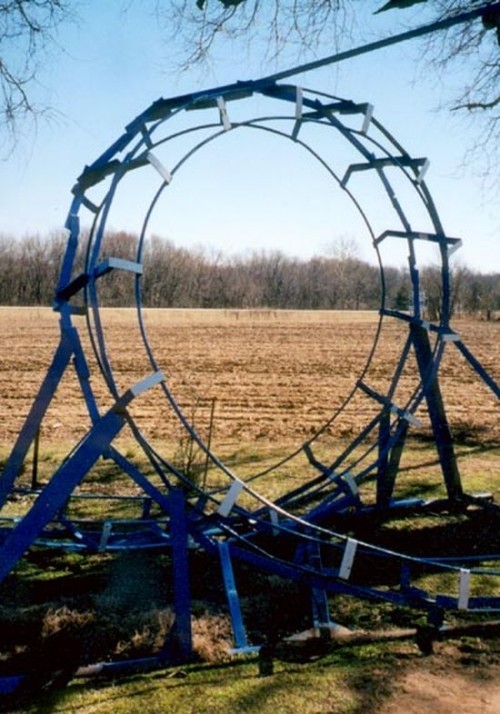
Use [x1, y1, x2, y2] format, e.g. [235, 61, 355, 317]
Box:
[0, 306, 498, 498]
[1, 306, 498, 444]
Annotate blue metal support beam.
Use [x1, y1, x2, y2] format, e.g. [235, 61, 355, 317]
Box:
[0, 406, 128, 583]
[410, 324, 463, 501]
[0, 372, 164, 582]
[376, 418, 409, 509]
[454, 340, 500, 399]
[218, 540, 256, 653]
[306, 540, 332, 629]
[159, 488, 193, 664]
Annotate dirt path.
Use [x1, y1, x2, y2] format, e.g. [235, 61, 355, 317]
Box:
[385, 671, 500, 714]
[383, 641, 500, 714]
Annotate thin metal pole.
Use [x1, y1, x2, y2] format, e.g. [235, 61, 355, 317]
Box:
[264, 4, 500, 83]
[31, 428, 40, 489]
[202, 397, 216, 491]
[159, 488, 192, 664]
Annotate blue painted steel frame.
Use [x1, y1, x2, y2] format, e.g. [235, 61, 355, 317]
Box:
[0, 29, 499, 673]
[218, 541, 257, 653]
[159, 488, 193, 664]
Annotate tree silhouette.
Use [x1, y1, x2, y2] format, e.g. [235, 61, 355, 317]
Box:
[0, 1, 70, 144]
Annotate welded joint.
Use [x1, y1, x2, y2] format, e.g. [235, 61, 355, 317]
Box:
[269, 508, 280, 536]
[361, 103, 374, 134]
[295, 86, 303, 120]
[359, 381, 422, 428]
[217, 96, 232, 131]
[390, 405, 422, 428]
[291, 86, 304, 140]
[140, 125, 153, 149]
[217, 479, 244, 517]
[81, 195, 99, 214]
[115, 371, 165, 410]
[94, 257, 143, 278]
[339, 538, 358, 580]
[342, 156, 429, 188]
[416, 158, 430, 184]
[98, 521, 113, 553]
[447, 238, 463, 257]
[341, 472, 359, 497]
[442, 331, 460, 342]
[375, 231, 462, 250]
[458, 568, 471, 610]
[147, 151, 172, 183]
[65, 212, 80, 236]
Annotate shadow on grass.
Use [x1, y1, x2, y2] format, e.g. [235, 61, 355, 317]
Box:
[6, 631, 500, 714]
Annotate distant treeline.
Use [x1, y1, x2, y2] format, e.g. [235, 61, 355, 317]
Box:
[1, 231, 499, 319]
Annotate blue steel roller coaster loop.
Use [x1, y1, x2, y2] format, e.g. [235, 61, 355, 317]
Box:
[0, 3, 499, 679]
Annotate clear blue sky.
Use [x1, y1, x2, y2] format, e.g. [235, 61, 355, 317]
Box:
[1, 0, 498, 273]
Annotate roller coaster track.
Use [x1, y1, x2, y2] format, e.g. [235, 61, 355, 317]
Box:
[0, 81, 498, 672]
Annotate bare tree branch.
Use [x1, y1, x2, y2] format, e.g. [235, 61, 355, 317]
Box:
[453, 94, 500, 109]
[0, 0, 70, 144]
[415, 1, 500, 184]
[156, 1, 349, 70]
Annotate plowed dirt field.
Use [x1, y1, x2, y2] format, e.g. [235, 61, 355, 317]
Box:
[1, 307, 498, 444]
[1, 306, 498, 499]
[1, 306, 498, 455]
